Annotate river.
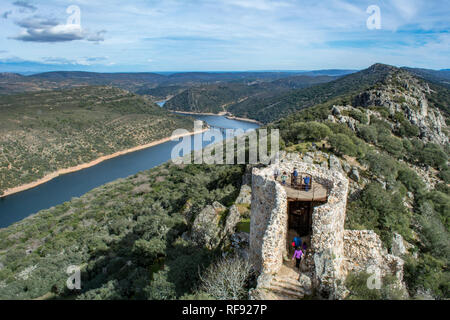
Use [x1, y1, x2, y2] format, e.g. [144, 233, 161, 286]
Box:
[0, 113, 259, 228]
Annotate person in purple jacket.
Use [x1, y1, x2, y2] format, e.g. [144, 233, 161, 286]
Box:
[292, 247, 303, 269]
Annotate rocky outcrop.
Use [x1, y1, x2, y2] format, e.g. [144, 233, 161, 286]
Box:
[391, 233, 407, 257]
[349, 167, 360, 182]
[189, 182, 251, 250]
[190, 201, 226, 249]
[343, 230, 406, 293]
[353, 71, 448, 145]
[327, 70, 448, 147]
[223, 205, 241, 236]
[235, 184, 252, 205]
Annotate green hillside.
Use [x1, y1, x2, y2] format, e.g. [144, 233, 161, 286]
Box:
[227, 64, 400, 123]
[164, 75, 337, 114]
[0, 64, 448, 300]
[0, 86, 194, 195]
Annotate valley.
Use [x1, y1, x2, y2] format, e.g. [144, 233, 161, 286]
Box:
[0, 63, 448, 301]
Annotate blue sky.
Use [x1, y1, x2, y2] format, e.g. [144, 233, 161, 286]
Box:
[0, 0, 449, 72]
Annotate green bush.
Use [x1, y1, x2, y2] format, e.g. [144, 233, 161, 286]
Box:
[345, 272, 405, 300]
[363, 151, 399, 182]
[414, 143, 448, 169]
[345, 182, 411, 247]
[404, 254, 449, 299]
[438, 168, 450, 184]
[358, 124, 377, 144]
[329, 133, 358, 156]
[397, 167, 425, 193]
[350, 109, 369, 124]
[285, 121, 332, 142]
[378, 134, 404, 157]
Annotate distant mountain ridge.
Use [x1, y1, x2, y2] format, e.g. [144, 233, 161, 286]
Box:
[0, 70, 334, 96]
[402, 67, 450, 88]
[166, 63, 396, 123]
[164, 74, 339, 114]
[227, 64, 450, 123]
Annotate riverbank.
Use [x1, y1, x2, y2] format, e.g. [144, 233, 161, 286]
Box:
[224, 115, 262, 125]
[170, 110, 227, 116]
[0, 128, 208, 199]
[170, 110, 263, 125]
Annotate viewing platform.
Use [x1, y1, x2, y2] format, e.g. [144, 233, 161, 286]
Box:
[276, 175, 328, 202]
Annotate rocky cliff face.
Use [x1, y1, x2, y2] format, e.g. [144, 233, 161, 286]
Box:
[353, 70, 448, 145]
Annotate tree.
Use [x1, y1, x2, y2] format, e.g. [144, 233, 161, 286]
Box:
[291, 121, 332, 142]
[329, 133, 357, 156]
[378, 134, 404, 158]
[358, 124, 377, 144]
[198, 255, 254, 300]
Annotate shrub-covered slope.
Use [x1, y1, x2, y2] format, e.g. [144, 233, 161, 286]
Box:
[164, 75, 338, 114]
[229, 64, 403, 123]
[0, 163, 245, 299]
[272, 66, 449, 299]
[0, 64, 448, 300]
[0, 86, 194, 195]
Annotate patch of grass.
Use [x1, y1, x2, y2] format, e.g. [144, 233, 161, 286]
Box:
[236, 218, 250, 233]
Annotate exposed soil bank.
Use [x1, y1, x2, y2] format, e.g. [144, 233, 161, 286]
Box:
[1, 129, 207, 198]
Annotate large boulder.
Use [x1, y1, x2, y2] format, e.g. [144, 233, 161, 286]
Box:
[329, 155, 342, 172]
[190, 201, 226, 249]
[349, 167, 360, 182]
[223, 205, 241, 236]
[235, 185, 252, 205]
[343, 230, 407, 298]
[391, 233, 407, 257]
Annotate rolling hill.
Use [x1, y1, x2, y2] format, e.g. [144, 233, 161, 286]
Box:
[0, 63, 448, 301]
[0, 86, 195, 195]
[164, 75, 339, 114]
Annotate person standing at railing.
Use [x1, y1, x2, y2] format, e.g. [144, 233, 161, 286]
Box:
[303, 176, 311, 191]
[292, 167, 298, 187]
[281, 172, 288, 185]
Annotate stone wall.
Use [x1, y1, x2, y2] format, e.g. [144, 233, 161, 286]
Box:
[249, 171, 287, 274]
[250, 152, 349, 298]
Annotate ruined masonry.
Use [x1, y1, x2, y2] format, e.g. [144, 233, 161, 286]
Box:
[249, 152, 405, 299]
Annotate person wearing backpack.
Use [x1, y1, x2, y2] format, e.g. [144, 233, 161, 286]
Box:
[293, 236, 302, 248]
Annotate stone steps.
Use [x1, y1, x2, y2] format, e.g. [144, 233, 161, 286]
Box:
[272, 277, 302, 291]
[265, 272, 305, 300]
[267, 282, 305, 299]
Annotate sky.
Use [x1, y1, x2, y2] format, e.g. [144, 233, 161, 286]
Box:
[0, 0, 449, 73]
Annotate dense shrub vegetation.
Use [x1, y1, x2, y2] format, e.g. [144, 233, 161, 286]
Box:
[273, 81, 449, 299]
[0, 163, 245, 299]
[0, 87, 195, 194]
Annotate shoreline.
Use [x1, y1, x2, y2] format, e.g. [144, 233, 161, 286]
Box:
[224, 115, 262, 125]
[170, 110, 227, 116]
[170, 110, 263, 125]
[0, 128, 208, 199]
